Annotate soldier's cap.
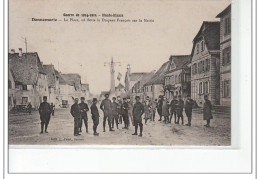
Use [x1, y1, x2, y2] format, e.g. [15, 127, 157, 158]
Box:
[123, 98, 127, 100]
[81, 97, 85, 100]
[146, 96, 150, 99]
[93, 98, 97, 102]
[178, 95, 181, 98]
[75, 98, 79, 100]
[135, 96, 140, 99]
[112, 97, 116, 100]
[105, 93, 109, 96]
[127, 97, 130, 99]
[186, 95, 190, 97]
[43, 96, 47, 99]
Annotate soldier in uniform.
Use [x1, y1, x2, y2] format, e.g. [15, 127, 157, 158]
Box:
[184, 95, 194, 126]
[157, 95, 163, 121]
[50, 103, 55, 116]
[111, 97, 119, 129]
[122, 98, 129, 129]
[38, 96, 52, 134]
[151, 99, 157, 121]
[100, 94, 114, 132]
[79, 97, 89, 133]
[117, 96, 123, 124]
[91, 98, 99, 136]
[70, 98, 81, 136]
[127, 97, 134, 126]
[203, 95, 213, 127]
[169, 96, 178, 123]
[132, 96, 144, 137]
[176, 95, 184, 125]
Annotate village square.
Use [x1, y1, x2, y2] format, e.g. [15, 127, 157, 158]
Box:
[8, 4, 231, 146]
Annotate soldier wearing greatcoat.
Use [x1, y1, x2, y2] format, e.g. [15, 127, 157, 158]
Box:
[39, 96, 52, 134]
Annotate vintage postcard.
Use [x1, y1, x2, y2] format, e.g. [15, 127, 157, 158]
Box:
[8, 0, 232, 147]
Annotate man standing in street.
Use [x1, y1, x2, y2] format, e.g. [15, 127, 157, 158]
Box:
[79, 97, 89, 133]
[157, 95, 163, 121]
[117, 96, 123, 124]
[111, 97, 119, 129]
[184, 95, 194, 126]
[132, 96, 144, 137]
[176, 95, 184, 125]
[203, 95, 213, 127]
[122, 98, 129, 129]
[127, 97, 134, 126]
[39, 96, 52, 134]
[100, 94, 114, 132]
[70, 98, 81, 136]
[151, 99, 157, 121]
[91, 98, 99, 136]
[170, 96, 178, 123]
[27, 102, 32, 115]
[50, 103, 55, 116]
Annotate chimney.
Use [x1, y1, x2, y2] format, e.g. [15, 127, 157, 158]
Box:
[10, 49, 15, 54]
[18, 48, 22, 57]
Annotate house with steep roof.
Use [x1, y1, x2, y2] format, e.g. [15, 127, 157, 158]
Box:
[58, 73, 82, 108]
[190, 21, 220, 106]
[164, 55, 191, 100]
[143, 61, 170, 101]
[216, 4, 231, 106]
[131, 71, 155, 101]
[8, 49, 49, 109]
[43, 65, 60, 106]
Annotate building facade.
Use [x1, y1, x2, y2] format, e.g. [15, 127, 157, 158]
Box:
[190, 21, 220, 107]
[164, 55, 191, 100]
[8, 49, 49, 109]
[217, 4, 231, 106]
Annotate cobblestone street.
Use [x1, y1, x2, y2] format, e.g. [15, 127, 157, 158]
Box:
[9, 107, 231, 146]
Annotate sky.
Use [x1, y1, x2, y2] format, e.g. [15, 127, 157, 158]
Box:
[9, 0, 230, 95]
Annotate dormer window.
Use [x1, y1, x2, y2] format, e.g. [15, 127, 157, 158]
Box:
[170, 61, 176, 70]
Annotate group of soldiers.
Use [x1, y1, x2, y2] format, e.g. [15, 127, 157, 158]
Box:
[38, 93, 213, 137]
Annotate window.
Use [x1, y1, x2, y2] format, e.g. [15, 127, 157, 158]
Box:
[201, 41, 204, 51]
[199, 82, 203, 94]
[196, 43, 200, 54]
[201, 61, 205, 72]
[175, 75, 178, 83]
[205, 59, 210, 72]
[224, 80, 231, 97]
[224, 16, 231, 35]
[193, 63, 197, 74]
[222, 47, 231, 65]
[204, 82, 209, 94]
[151, 86, 152, 91]
[178, 74, 182, 83]
[22, 85, 27, 90]
[198, 61, 202, 73]
[22, 97, 28, 104]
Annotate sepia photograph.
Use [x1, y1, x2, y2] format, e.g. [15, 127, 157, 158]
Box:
[7, 0, 232, 146]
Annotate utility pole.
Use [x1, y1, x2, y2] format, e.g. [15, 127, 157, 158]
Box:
[25, 37, 27, 53]
[104, 57, 121, 95]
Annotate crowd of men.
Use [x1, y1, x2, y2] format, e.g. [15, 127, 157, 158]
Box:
[38, 94, 213, 137]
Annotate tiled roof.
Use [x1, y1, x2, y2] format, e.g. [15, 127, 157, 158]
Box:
[132, 71, 155, 89]
[144, 61, 170, 86]
[8, 52, 45, 85]
[216, 4, 231, 18]
[191, 21, 220, 56]
[43, 65, 56, 88]
[129, 73, 148, 81]
[61, 73, 81, 90]
[167, 55, 191, 73]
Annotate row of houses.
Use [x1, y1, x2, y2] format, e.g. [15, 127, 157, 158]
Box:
[124, 4, 231, 107]
[8, 48, 90, 110]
